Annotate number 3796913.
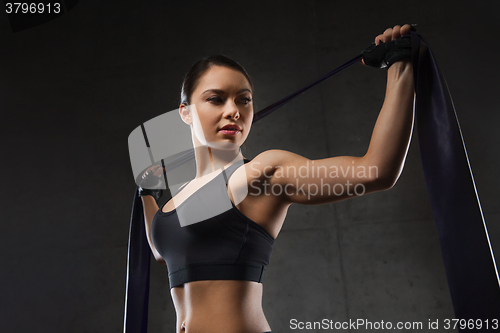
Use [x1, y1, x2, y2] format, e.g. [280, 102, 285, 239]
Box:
[6, 3, 61, 14]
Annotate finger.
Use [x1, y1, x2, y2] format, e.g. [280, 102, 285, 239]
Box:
[375, 33, 384, 45]
[392, 25, 401, 40]
[400, 23, 411, 36]
[143, 166, 156, 177]
[147, 165, 162, 174]
[383, 28, 393, 43]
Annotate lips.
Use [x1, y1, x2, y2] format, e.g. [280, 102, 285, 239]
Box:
[220, 124, 242, 131]
[219, 124, 242, 135]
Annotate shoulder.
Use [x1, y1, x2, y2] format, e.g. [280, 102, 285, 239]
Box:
[251, 149, 305, 166]
[245, 149, 308, 179]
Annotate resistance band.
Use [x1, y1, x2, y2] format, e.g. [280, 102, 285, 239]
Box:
[124, 31, 500, 332]
[411, 32, 500, 325]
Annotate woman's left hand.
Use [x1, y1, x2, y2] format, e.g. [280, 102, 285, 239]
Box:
[362, 24, 413, 68]
[374, 24, 412, 45]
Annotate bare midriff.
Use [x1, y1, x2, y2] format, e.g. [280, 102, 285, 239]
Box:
[171, 279, 271, 333]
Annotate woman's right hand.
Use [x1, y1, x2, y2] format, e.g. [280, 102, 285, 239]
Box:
[139, 165, 165, 190]
[138, 165, 166, 201]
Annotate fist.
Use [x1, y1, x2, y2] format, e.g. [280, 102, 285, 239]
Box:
[139, 164, 166, 189]
[142, 165, 164, 179]
[361, 24, 413, 69]
[375, 24, 412, 45]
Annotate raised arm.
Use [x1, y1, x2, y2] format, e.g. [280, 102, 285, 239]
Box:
[252, 24, 415, 206]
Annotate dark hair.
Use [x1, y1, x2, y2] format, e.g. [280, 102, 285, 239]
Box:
[180, 55, 254, 106]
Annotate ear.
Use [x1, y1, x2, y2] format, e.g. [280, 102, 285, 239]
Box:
[179, 104, 192, 125]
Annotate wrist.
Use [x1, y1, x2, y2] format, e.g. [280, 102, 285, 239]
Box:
[138, 187, 165, 202]
[387, 59, 413, 82]
[388, 58, 412, 72]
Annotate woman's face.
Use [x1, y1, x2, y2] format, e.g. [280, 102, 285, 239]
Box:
[182, 65, 253, 150]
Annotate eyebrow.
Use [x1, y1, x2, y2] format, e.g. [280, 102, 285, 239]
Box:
[201, 88, 252, 95]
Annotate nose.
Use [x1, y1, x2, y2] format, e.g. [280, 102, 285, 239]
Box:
[223, 100, 240, 120]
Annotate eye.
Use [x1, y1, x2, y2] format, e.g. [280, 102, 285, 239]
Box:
[240, 97, 252, 105]
[207, 96, 223, 104]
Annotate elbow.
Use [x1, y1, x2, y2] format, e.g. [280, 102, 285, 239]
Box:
[366, 172, 399, 192]
[375, 173, 399, 191]
[381, 178, 398, 190]
[360, 155, 402, 192]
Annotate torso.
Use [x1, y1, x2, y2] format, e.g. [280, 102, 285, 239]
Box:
[161, 159, 288, 239]
[159, 156, 290, 332]
[171, 280, 270, 333]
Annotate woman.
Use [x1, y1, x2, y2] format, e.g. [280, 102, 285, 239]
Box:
[139, 24, 415, 333]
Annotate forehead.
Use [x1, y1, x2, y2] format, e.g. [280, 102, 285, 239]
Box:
[194, 66, 252, 94]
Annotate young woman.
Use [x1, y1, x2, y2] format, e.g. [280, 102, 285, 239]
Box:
[139, 24, 415, 333]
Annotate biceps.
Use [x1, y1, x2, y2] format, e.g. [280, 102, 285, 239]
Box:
[271, 156, 384, 205]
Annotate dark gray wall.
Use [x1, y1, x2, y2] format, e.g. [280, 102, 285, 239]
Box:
[1, 1, 499, 332]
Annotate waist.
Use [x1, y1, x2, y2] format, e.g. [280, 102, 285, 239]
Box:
[168, 262, 267, 288]
[171, 280, 271, 333]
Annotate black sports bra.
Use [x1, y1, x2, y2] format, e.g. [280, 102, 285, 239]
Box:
[151, 158, 275, 289]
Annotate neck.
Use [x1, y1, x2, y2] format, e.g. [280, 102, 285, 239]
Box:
[192, 146, 243, 178]
[190, 126, 245, 178]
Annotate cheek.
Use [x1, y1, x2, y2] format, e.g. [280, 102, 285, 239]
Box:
[191, 115, 207, 145]
[198, 112, 218, 132]
[240, 123, 252, 142]
[193, 106, 219, 135]
[189, 105, 211, 145]
[244, 115, 253, 132]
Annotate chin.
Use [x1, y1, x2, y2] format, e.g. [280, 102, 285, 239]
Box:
[207, 141, 241, 151]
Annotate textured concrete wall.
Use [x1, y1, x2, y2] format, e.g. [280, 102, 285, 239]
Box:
[1, 1, 499, 332]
